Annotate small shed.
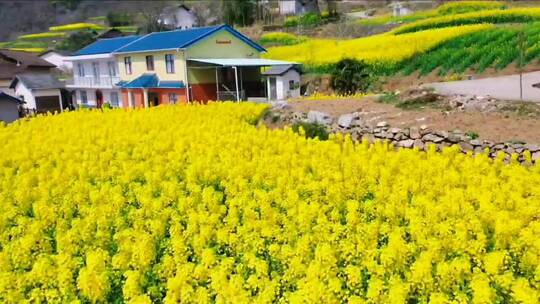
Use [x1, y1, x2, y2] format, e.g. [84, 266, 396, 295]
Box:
[389, 2, 412, 17]
[262, 65, 301, 100]
[10, 74, 64, 114]
[0, 92, 23, 123]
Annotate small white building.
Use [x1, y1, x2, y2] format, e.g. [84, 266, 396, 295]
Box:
[9, 74, 64, 113]
[262, 65, 301, 100]
[278, 0, 318, 16]
[159, 4, 197, 29]
[389, 2, 412, 17]
[39, 50, 73, 72]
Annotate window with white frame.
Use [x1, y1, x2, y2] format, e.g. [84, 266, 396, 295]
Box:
[77, 63, 85, 77]
[108, 61, 117, 76]
[80, 91, 88, 104]
[92, 62, 99, 82]
[168, 93, 178, 104]
[110, 92, 119, 107]
[165, 54, 175, 74]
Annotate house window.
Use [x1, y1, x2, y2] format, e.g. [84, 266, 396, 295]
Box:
[124, 57, 132, 75]
[77, 63, 85, 77]
[110, 92, 119, 107]
[146, 55, 154, 71]
[168, 93, 178, 104]
[80, 91, 88, 104]
[108, 61, 117, 76]
[130, 91, 135, 105]
[289, 80, 295, 90]
[165, 54, 175, 74]
[92, 62, 99, 82]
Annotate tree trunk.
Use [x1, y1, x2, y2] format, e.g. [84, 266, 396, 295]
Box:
[326, 0, 338, 17]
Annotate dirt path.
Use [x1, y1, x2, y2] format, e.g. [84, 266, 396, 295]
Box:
[425, 71, 540, 102]
[286, 97, 540, 143]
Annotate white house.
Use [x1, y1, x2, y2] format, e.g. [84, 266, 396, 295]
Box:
[39, 50, 73, 72]
[278, 0, 318, 16]
[159, 4, 197, 30]
[262, 65, 301, 100]
[389, 2, 412, 17]
[65, 36, 140, 108]
[9, 74, 64, 113]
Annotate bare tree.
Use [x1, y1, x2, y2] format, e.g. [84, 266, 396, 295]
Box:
[137, 0, 175, 34]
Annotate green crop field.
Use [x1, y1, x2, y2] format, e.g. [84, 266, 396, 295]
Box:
[400, 24, 540, 76]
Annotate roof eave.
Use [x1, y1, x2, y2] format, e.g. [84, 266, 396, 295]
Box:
[113, 47, 185, 55]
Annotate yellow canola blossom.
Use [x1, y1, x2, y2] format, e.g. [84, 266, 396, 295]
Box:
[0, 103, 539, 303]
[264, 24, 492, 67]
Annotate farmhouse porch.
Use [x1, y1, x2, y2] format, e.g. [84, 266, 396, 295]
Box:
[187, 58, 297, 102]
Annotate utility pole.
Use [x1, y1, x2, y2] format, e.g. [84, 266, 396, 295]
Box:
[518, 27, 525, 101]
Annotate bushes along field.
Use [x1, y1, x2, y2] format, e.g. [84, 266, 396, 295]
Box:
[0, 104, 539, 303]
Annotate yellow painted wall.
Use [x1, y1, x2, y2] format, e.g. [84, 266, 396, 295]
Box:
[188, 68, 216, 84]
[116, 29, 263, 85]
[187, 30, 261, 59]
[116, 50, 187, 82]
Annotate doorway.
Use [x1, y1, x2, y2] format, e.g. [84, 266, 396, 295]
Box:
[95, 90, 103, 108]
[269, 77, 277, 100]
[148, 92, 159, 106]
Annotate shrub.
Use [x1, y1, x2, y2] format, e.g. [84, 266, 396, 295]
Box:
[331, 59, 374, 95]
[259, 32, 307, 46]
[56, 31, 97, 52]
[106, 12, 134, 27]
[292, 121, 329, 140]
[284, 13, 324, 28]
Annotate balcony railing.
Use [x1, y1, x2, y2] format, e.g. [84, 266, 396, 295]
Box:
[69, 76, 121, 88]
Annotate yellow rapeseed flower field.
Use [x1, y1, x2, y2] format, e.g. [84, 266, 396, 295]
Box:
[0, 103, 539, 303]
[263, 24, 492, 69]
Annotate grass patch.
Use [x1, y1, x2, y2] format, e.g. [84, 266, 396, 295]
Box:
[499, 102, 540, 118]
[19, 32, 66, 40]
[6, 47, 47, 53]
[49, 23, 105, 32]
[113, 26, 138, 33]
[377, 92, 400, 104]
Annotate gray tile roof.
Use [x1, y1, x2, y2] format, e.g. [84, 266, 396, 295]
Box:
[11, 73, 64, 90]
[0, 92, 23, 104]
[261, 64, 298, 76]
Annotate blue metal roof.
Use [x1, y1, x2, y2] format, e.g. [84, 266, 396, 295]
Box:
[119, 74, 185, 89]
[114, 24, 265, 54]
[73, 35, 141, 56]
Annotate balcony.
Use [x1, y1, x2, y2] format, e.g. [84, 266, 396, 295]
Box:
[67, 76, 121, 89]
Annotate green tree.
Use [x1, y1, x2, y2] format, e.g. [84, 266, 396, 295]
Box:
[56, 31, 96, 52]
[222, 0, 256, 27]
[331, 59, 373, 95]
